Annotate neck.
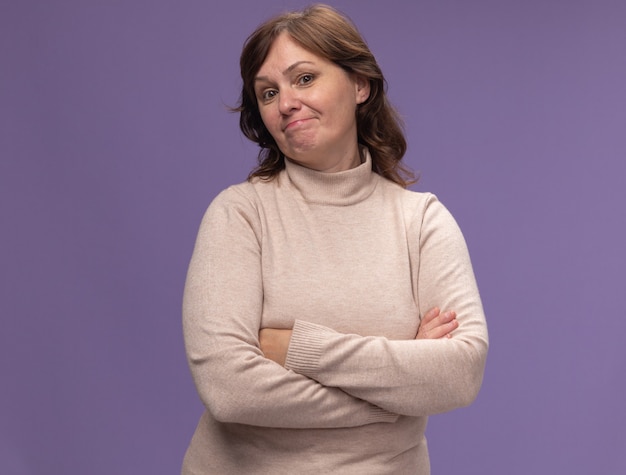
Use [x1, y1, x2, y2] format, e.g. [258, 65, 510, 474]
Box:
[286, 143, 362, 173]
[283, 148, 377, 206]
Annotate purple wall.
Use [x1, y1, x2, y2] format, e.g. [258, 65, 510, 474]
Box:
[2, 1, 625, 473]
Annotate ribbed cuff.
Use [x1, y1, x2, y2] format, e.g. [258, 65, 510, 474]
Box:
[366, 405, 399, 424]
[284, 320, 334, 379]
[285, 320, 398, 424]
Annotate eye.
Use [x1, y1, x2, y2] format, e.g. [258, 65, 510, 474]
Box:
[260, 89, 277, 102]
[297, 74, 314, 85]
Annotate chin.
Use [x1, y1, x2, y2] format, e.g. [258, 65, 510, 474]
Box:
[283, 145, 319, 162]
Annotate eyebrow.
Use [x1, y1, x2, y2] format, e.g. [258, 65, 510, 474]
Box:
[254, 61, 315, 83]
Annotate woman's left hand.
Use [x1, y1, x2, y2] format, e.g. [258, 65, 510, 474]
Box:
[416, 307, 458, 340]
[259, 328, 293, 366]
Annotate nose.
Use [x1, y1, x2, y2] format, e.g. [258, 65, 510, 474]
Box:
[278, 88, 301, 115]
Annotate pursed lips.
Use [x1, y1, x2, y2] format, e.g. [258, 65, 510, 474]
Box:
[283, 117, 314, 131]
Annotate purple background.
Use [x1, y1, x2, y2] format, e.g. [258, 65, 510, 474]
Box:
[2, 1, 625, 474]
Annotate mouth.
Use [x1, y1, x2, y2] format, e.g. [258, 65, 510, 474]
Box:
[283, 118, 313, 131]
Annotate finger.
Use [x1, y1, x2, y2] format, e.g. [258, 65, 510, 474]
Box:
[432, 317, 455, 337]
[421, 307, 440, 325]
[441, 310, 456, 323]
[439, 318, 459, 339]
[417, 311, 458, 340]
[415, 308, 439, 339]
[421, 308, 451, 333]
[427, 319, 459, 340]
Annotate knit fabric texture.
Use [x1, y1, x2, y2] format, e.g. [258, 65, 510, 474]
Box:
[182, 151, 488, 474]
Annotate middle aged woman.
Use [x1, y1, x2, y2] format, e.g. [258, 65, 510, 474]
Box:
[182, 4, 489, 474]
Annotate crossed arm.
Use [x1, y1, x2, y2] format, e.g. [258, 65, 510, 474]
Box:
[184, 189, 487, 428]
[256, 197, 487, 417]
[260, 307, 459, 366]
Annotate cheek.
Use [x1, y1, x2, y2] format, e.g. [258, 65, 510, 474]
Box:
[331, 100, 357, 129]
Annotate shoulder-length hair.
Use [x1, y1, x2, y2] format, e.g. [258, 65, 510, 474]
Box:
[236, 4, 416, 187]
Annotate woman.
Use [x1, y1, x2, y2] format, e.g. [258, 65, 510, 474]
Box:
[182, 4, 488, 474]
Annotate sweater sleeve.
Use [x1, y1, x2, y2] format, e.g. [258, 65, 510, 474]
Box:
[284, 195, 488, 417]
[182, 186, 397, 428]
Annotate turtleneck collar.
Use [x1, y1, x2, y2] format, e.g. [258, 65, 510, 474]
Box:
[283, 149, 378, 206]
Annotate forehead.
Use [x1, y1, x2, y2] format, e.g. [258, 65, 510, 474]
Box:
[257, 33, 328, 75]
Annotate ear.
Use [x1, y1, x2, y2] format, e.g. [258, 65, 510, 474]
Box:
[354, 75, 371, 104]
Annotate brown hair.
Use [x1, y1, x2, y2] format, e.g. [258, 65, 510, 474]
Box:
[236, 4, 416, 187]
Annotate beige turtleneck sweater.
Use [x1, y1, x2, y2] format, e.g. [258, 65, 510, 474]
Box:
[182, 152, 488, 474]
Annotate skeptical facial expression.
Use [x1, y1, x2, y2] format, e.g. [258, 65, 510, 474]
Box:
[254, 33, 370, 172]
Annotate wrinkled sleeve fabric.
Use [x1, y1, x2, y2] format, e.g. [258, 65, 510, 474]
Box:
[182, 186, 398, 428]
[284, 194, 489, 417]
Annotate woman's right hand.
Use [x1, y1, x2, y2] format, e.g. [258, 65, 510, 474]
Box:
[415, 307, 458, 340]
